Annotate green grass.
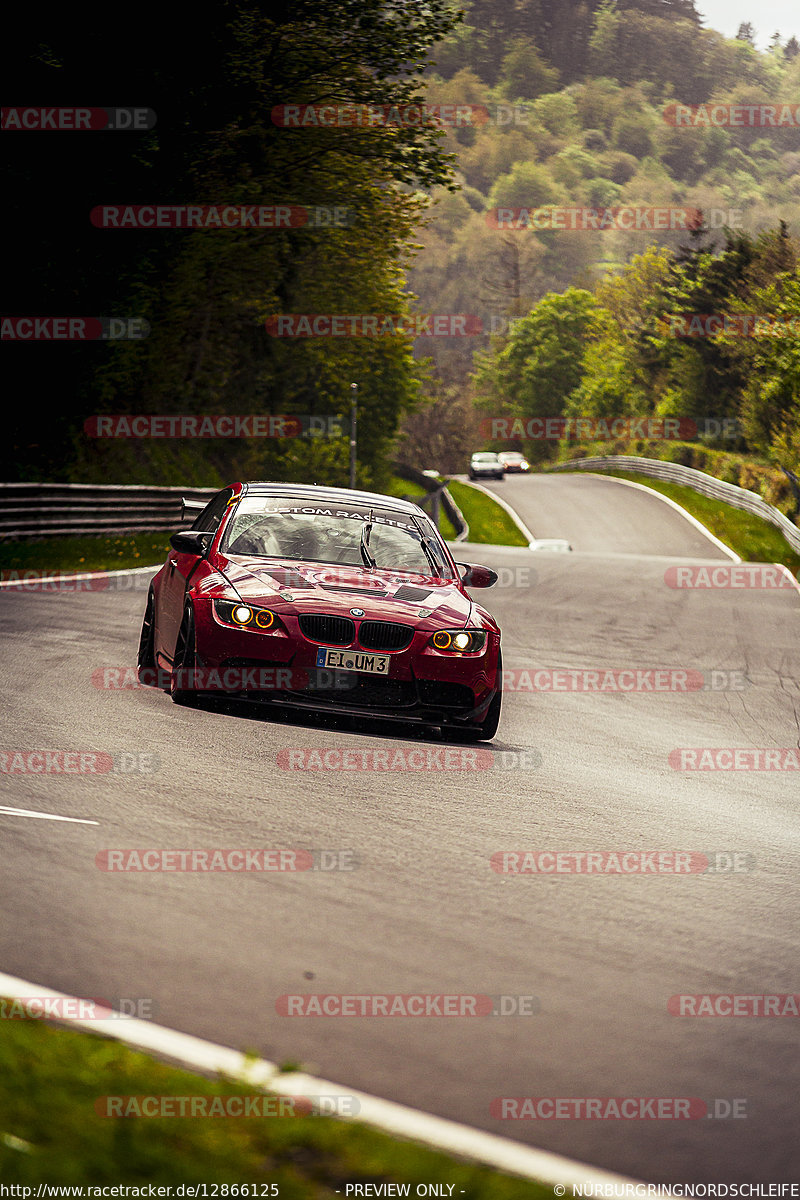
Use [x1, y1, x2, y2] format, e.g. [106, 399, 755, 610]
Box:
[446, 481, 529, 547]
[590, 470, 800, 574]
[0, 1018, 549, 1195]
[0, 533, 170, 575]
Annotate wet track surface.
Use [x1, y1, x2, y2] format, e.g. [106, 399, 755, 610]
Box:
[1, 474, 798, 1183]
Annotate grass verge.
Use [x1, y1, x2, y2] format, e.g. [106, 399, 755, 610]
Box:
[0, 1018, 549, 1194]
[446, 482, 528, 547]
[0, 533, 169, 576]
[588, 470, 800, 574]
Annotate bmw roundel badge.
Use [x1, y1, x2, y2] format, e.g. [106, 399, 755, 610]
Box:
[350, 608, 365, 617]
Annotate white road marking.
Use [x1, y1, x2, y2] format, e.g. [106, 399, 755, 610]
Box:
[773, 563, 800, 597]
[454, 478, 539, 546]
[0, 565, 160, 590]
[0, 805, 99, 825]
[0, 969, 644, 1187]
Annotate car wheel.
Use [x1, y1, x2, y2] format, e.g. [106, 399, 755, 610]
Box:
[137, 588, 159, 685]
[170, 603, 200, 707]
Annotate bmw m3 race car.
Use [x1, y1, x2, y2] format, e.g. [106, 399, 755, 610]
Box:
[137, 482, 503, 740]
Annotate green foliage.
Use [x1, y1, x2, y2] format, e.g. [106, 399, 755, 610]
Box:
[474, 288, 600, 459]
[7, 1, 462, 487]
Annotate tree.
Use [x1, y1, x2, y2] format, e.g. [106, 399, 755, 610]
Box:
[736, 22, 757, 46]
[473, 288, 600, 459]
[497, 37, 560, 101]
[4, 0, 463, 485]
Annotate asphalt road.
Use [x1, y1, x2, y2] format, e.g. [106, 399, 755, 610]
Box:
[471, 470, 732, 557]
[1, 474, 798, 1184]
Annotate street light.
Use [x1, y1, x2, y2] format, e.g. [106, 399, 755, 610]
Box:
[349, 382, 358, 489]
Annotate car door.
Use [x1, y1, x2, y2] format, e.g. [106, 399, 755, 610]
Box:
[155, 487, 234, 668]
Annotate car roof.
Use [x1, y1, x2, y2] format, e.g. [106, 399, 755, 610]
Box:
[239, 481, 426, 517]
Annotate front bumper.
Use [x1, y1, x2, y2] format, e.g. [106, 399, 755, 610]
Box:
[189, 600, 499, 727]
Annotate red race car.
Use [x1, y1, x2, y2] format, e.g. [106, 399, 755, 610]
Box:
[137, 481, 503, 740]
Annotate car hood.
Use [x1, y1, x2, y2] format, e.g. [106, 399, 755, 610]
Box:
[212, 555, 473, 627]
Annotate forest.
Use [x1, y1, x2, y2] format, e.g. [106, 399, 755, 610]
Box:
[3, 1, 798, 488]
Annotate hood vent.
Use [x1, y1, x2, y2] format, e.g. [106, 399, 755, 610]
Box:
[394, 585, 432, 602]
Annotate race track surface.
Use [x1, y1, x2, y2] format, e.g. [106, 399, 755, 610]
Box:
[1, 474, 798, 1183]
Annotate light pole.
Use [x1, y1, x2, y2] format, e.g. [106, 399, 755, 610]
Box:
[349, 382, 358, 489]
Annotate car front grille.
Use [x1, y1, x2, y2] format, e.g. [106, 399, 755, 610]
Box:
[358, 620, 414, 652]
[417, 680, 475, 710]
[297, 671, 418, 708]
[298, 613, 355, 645]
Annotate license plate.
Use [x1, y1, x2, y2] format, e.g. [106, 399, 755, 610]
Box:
[315, 647, 390, 675]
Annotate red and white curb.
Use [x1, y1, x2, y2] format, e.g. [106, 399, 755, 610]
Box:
[0, 970, 642, 1187]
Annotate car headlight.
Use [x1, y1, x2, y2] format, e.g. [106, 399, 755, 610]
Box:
[214, 599, 277, 631]
[430, 629, 487, 654]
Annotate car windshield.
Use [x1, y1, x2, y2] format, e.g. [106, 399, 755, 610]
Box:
[474, 454, 498, 461]
[221, 498, 452, 576]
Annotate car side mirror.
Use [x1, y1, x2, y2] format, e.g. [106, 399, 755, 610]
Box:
[456, 562, 498, 588]
[169, 530, 213, 556]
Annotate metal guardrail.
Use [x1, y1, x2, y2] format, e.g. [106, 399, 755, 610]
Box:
[548, 456, 800, 554]
[0, 483, 217, 539]
[391, 464, 469, 542]
[0, 475, 470, 541]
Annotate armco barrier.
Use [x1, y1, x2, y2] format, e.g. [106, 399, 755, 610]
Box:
[0, 483, 217, 539]
[391, 463, 469, 542]
[0, 477, 468, 541]
[548, 456, 800, 554]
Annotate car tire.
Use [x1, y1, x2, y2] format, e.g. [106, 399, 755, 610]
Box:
[137, 588, 160, 686]
[170, 602, 200, 707]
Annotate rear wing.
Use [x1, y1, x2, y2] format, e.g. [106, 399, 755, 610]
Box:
[181, 498, 207, 524]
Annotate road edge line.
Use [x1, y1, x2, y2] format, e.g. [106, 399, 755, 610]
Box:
[454, 480, 538, 548]
[0, 565, 161, 589]
[0, 969, 643, 1187]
